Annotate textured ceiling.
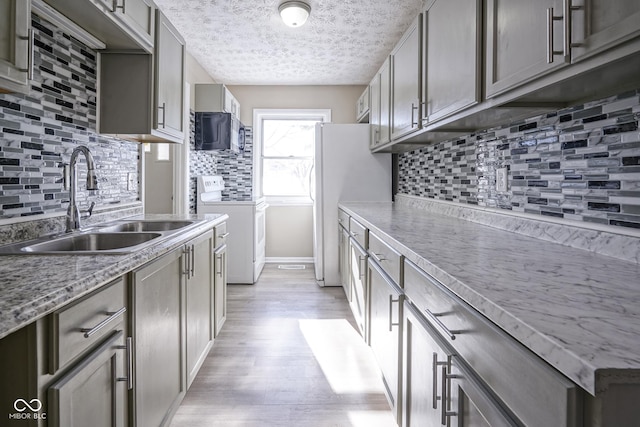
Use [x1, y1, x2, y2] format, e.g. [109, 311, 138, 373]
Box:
[153, 0, 425, 85]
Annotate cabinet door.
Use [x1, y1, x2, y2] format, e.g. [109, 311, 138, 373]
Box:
[403, 302, 450, 427]
[357, 86, 370, 122]
[369, 73, 381, 148]
[570, 0, 640, 62]
[48, 330, 127, 427]
[113, 0, 155, 50]
[185, 232, 214, 388]
[348, 238, 367, 337]
[485, 0, 568, 98]
[214, 243, 227, 337]
[368, 259, 403, 419]
[379, 58, 392, 146]
[391, 16, 422, 140]
[155, 10, 185, 141]
[423, 0, 481, 123]
[445, 356, 520, 427]
[132, 249, 185, 427]
[0, 0, 30, 94]
[339, 226, 351, 301]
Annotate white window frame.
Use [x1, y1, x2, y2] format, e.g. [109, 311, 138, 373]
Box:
[253, 109, 331, 205]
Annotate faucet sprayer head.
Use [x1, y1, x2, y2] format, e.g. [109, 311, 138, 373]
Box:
[86, 169, 98, 190]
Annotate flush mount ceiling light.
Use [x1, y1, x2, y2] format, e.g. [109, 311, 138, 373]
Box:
[279, 1, 311, 27]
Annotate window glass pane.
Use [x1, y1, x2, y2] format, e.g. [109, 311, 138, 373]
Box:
[263, 120, 316, 157]
[263, 158, 312, 197]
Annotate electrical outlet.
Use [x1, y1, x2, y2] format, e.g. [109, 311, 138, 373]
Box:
[127, 173, 137, 191]
[496, 167, 508, 192]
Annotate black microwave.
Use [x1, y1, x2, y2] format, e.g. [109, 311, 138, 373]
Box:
[195, 112, 244, 152]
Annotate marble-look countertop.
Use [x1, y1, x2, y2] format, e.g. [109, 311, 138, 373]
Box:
[340, 201, 640, 396]
[0, 213, 227, 341]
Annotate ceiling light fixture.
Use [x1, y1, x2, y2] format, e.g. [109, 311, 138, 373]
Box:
[278, 1, 311, 28]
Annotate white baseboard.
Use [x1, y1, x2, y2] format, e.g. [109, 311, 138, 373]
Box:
[266, 257, 314, 264]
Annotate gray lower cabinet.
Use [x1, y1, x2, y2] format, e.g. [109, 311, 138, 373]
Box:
[185, 231, 214, 388]
[213, 243, 227, 337]
[485, 0, 568, 98]
[570, 0, 640, 62]
[0, 0, 31, 94]
[131, 248, 185, 427]
[348, 237, 367, 337]
[368, 258, 403, 422]
[48, 330, 128, 427]
[338, 225, 351, 300]
[213, 221, 228, 337]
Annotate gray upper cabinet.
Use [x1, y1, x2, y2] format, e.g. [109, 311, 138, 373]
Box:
[570, 0, 640, 62]
[356, 85, 370, 123]
[378, 57, 392, 148]
[391, 15, 422, 141]
[485, 0, 568, 98]
[44, 0, 155, 52]
[368, 72, 381, 148]
[0, 0, 31, 94]
[99, 9, 185, 143]
[155, 9, 186, 141]
[422, 0, 481, 124]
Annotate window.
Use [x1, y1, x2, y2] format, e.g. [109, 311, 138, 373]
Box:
[254, 109, 331, 204]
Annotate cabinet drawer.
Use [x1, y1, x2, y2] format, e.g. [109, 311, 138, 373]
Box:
[404, 259, 580, 427]
[215, 222, 228, 247]
[338, 209, 350, 230]
[349, 217, 367, 248]
[49, 278, 127, 373]
[369, 231, 402, 286]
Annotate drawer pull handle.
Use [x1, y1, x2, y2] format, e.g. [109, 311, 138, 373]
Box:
[371, 252, 386, 263]
[116, 336, 133, 390]
[388, 295, 400, 332]
[358, 255, 366, 280]
[80, 307, 126, 338]
[218, 232, 230, 239]
[424, 308, 457, 340]
[350, 231, 359, 237]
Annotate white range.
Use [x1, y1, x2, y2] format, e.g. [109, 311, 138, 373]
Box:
[197, 176, 267, 284]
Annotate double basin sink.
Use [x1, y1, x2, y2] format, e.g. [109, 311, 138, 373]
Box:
[0, 219, 198, 255]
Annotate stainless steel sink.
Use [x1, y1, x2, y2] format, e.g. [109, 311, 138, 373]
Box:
[97, 220, 195, 233]
[19, 232, 162, 254]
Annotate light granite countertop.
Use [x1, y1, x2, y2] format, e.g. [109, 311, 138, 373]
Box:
[340, 201, 640, 396]
[0, 213, 227, 341]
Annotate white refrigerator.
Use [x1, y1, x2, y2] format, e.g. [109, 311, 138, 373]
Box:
[313, 123, 392, 287]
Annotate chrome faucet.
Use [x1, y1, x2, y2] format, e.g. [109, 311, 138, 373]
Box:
[66, 145, 98, 232]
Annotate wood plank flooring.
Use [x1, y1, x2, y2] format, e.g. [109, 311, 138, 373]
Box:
[169, 263, 397, 427]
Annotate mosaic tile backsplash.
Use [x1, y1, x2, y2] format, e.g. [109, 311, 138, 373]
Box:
[188, 111, 254, 213]
[398, 90, 640, 230]
[0, 14, 140, 220]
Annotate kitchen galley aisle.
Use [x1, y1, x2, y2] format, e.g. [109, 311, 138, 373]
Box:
[169, 264, 396, 427]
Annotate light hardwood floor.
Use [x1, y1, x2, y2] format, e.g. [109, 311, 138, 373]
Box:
[169, 263, 397, 427]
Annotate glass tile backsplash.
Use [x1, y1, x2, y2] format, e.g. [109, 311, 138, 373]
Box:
[0, 14, 139, 220]
[398, 90, 640, 230]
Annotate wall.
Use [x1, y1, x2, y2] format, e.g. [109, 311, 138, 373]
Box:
[398, 90, 640, 230]
[224, 85, 366, 259]
[0, 14, 139, 222]
[227, 85, 365, 125]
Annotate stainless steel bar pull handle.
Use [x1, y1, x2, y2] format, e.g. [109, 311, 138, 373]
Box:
[117, 336, 134, 390]
[158, 102, 166, 127]
[80, 307, 127, 338]
[411, 102, 419, 127]
[424, 308, 458, 340]
[432, 353, 448, 409]
[190, 244, 195, 277]
[388, 295, 400, 332]
[218, 232, 230, 239]
[183, 246, 191, 278]
[358, 255, 366, 280]
[370, 252, 386, 263]
[216, 253, 223, 277]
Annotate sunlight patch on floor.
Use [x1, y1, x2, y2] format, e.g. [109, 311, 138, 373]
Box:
[298, 318, 385, 394]
[348, 410, 398, 427]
